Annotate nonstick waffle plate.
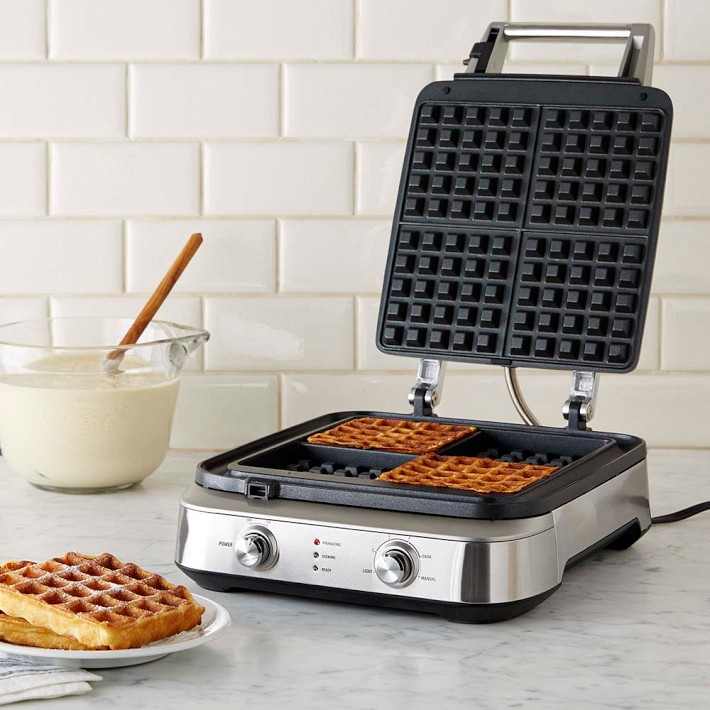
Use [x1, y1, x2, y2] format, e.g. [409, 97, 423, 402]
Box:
[195, 412, 645, 520]
[377, 76, 672, 372]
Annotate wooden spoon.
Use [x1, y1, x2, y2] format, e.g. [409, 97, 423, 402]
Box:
[104, 232, 203, 371]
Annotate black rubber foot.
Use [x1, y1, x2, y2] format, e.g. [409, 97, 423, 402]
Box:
[605, 520, 647, 550]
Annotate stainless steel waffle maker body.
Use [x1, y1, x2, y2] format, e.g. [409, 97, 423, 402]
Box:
[176, 23, 673, 622]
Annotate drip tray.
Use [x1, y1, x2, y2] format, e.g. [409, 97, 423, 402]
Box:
[196, 411, 646, 520]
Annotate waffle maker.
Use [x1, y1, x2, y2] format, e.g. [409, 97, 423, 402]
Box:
[176, 23, 673, 622]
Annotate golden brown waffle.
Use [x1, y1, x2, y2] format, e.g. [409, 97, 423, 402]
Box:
[0, 611, 93, 651]
[0, 553, 204, 650]
[307, 417, 477, 454]
[379, 455, 559, 493]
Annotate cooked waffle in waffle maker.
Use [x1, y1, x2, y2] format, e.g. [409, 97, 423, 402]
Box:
[307, 417, 478, 454]
[379, 454, 559, 493]
[0, 553, 204, 650]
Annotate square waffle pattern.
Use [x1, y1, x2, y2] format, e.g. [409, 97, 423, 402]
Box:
[378, 91, 669, 371]
[507, 234, 646, 365]
[379, 454, 559, 494]
[0, 552, 204, 650]
[381, 227, 518, 356]
[306, 417, 477, 454]
[527, 109, 663, 233]
[403, 104, 538, 228]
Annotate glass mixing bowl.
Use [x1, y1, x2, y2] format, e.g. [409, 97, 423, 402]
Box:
[0, 317, 209, 492]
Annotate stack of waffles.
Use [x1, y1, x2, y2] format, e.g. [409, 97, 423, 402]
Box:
[308, 417, 559, 494]
[0, 552, 204, 650]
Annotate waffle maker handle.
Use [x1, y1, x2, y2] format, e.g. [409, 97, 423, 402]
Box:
[463, 22, 655, 428]
[467, 22, 654, 85]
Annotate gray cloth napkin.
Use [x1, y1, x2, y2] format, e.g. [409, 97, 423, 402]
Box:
[0, 657, 101, 705]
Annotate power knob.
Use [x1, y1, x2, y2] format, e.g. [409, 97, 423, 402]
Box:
[374, 541, 418, 588]
[235, 526, 277, 570]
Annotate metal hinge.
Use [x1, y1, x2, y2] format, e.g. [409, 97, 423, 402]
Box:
[408, 359, 447, 417]
[562, 371, 600, 431]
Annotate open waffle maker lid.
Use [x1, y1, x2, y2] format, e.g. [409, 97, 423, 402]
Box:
[376, 22, 672, 374]
[195, 24, 672, 520]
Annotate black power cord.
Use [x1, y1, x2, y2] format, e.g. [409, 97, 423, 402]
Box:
[652, 501, 710, 524]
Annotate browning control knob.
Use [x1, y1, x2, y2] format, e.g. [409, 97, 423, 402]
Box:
[374, 541, 419, 588]
[235, 526, 277, 570]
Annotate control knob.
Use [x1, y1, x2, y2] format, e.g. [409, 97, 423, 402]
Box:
[235, 526, 277, 569]
[374, 541, 418, 588]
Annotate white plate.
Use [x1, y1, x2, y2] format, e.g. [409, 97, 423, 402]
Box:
[0, 595, 230, 669]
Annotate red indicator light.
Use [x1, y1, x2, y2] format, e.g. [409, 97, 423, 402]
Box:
[314, 538, 320, 546]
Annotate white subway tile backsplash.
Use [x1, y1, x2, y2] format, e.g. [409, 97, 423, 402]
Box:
[509, 0, 661, 61]
[358, 0, 505, 61]
[127, 220, 276, 294]
[0, 0, 45, 59]
[280, 220, 389, 294]
[0, 221, 122, 294]
[439, 372, 710, 448]
[50, 0, 199, 60]
[0, 144, 46, 216]
[172, 375, 278, 449]
[131, 65, 279, 139]
[205, 0, 353, 60]
[204, 297, 354, 371]
[653, 221, 710, 294]
[356, 142, 406, 217]
[663, 144, 710, 217]
[51, 144, 199, 217]
[50, 296, 202, 328]
[282, 373, 411, 426]
[284, 64, 432, 139]
[50, 296, 203, 371]
[0, 2, 700, 450]
[436, 62, 589, 81]
[205, 142, 353, 216]
[0, 66, 124, 138]
[0, 298, 48, 325]
[286, 371, 710, 447]
[664, 0, 710, 60]
[661, 298, 710, 371]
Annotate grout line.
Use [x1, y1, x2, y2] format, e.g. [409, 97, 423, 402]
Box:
[199, 0, 206, 60]
[125, 64, 131, 138]
[4, 135, 710, 146]
[660, 0, 666, 61]
[352, 296, 359, 369]
[279, 64, 285, 137]
[44, 142, 51, 215]
[351, 141, 358, 214]
[658, 295, 665, 369]
[121, 220, 127, 293]
[0, 57, 708, 66]
[44, 0, 50, 60]
[276, 374, 283, 431]
[352, 0, 358, 60]
[274, 219, 281, 292]
[2, 214, 710, 226]
[198, 142, 205, 215]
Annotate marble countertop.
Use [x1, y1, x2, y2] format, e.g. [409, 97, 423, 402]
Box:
[1, 449, 709, 709]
